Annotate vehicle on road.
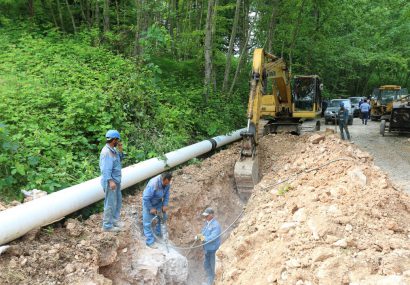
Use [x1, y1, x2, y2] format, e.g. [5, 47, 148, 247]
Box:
[380, 95, 410, 136]
[349, 96, 362, 118]
[324, 99, 353, 125]
[370, 85, 408, 121]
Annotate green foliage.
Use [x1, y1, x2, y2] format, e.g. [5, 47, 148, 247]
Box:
[0, 24, 245, 201]
[277, 184, 293, 196]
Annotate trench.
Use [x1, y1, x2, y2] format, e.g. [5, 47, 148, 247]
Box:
[96, 133, 301, 284]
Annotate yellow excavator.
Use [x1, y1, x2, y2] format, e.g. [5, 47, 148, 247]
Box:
[234, 48, 322, 200]
[370, 85, 408, 121]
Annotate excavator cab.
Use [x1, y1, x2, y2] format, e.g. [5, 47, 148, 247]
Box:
[292, 76, 322, 118]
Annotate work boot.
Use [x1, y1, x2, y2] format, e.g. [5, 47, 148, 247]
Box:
[103, 226, 122, 232]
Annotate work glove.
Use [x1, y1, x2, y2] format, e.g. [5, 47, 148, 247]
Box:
[195, 234, 205, 242]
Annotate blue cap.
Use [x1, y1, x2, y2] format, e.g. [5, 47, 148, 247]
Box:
[105, 130, 121, 140]
[340, 102, 344, 107]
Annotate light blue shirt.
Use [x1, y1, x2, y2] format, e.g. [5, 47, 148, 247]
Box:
[142, 175, 170, 210]
[99, 144, 123, 188]
[360, 102, 371, 112]
[201, 218, 221, 251]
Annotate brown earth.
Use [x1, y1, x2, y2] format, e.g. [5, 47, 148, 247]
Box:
[1, 132, 410, 284]
[216, 133, 410, 285]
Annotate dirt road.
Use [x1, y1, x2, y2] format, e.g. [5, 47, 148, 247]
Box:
[323, 117, 410, 193]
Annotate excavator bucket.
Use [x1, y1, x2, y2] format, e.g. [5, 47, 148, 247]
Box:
[234, 156, 260, 201]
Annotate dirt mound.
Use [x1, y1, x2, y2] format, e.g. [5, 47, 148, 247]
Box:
[216, 133, 410, 285]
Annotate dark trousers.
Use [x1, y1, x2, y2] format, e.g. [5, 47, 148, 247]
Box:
[361, 111, 369, 125]
[339, 123, 351, 140]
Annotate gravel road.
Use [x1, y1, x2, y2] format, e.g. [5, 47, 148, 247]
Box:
[323, 117, 410, 193]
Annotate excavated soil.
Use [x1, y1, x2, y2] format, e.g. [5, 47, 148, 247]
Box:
[1, 132, 410, 285]
[216, 133, 410, 285]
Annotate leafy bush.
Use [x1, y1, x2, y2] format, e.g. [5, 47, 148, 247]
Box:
[0, 25, 246, 201]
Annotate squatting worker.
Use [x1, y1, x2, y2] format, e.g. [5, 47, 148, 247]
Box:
[100, 130, 124, 232]
[196, 207, 222, 285]
[360, 99, 371, 125]
[142, 172, 172, 247]
[338, 102, 351, 141]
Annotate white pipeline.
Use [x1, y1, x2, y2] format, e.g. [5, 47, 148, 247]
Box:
[0, 128, 245, 245]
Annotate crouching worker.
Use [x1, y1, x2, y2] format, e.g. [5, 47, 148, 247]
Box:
[196, 207, 222, 285]
[142, 172, 172, 248]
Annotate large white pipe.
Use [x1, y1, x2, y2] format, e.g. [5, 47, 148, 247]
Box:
[0, 129, 245, 245]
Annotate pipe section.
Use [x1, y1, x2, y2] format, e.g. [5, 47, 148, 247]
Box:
[0, 128, 245, 245]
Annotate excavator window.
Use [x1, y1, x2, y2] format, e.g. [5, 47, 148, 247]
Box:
[293, 78, 316, 111]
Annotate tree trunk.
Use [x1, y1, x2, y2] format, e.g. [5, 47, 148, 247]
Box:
[266, 3, 276, 52]
[79, 0, 90, 27]
[222, 0, 241, 92]
[56, 0, 66, 32]
[115, 0, 120, 27]
[95, 0, 100, 29]
[133, 0, 142, 56]
[28, 0, 35, 18]
[203, 0, 215, 102]
[103, 0, 110, 32]
[65, 0, 77, 33]
[229, 11, 257, 95]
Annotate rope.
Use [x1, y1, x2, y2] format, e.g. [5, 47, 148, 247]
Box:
[151, 209, 245, 251]
[150, 158, 352, 251]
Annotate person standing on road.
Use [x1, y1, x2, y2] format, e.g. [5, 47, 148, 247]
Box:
[338, 102, 351, 141]
[360, 99, 371, 125]
[100, 130, 124, 232]
[196, 207, 222, 285]
[142, 172, 173, 247]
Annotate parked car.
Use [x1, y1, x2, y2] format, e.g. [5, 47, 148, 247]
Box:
[324, 99, 353, 125]
[349, 96, 363, 118]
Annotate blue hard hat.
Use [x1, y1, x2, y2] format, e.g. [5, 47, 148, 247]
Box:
[339, 102, 344, 107]
[105, 130, 121, 140]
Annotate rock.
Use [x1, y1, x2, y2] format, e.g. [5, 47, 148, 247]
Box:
[309, 134, 325, 144]
[325, 128, 335, 135]
[350, 274, 410, 285]
[278, 222, 298, 233]
[333, 239, 348, 248]
[312, 247, 335, 262]
[20, 257, 28, 266]
[348, 168, 367, 187]
[345, 224, 353, 232]
[64, 263, 75, 274]
[285, 258, 301, 268]
[292, 208, 307, 222]
[66, 221, 83, 237]
[296, 280, 304, 285]
[22, 228, 40, 241]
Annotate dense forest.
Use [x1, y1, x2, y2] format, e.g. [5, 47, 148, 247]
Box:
[0, 0, 409, 200]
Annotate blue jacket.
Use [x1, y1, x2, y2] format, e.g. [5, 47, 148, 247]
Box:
[201, 218, 221, 251]
[99, 144, 123, 188]
[360, 102, 371, 112]
[142, 175, 170, 210]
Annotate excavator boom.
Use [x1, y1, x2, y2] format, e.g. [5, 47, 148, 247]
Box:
[234, 48, 322, 200]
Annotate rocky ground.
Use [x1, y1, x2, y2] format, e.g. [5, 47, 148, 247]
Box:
[1, 129, 409, 285]
[216, 132, 410, 285]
